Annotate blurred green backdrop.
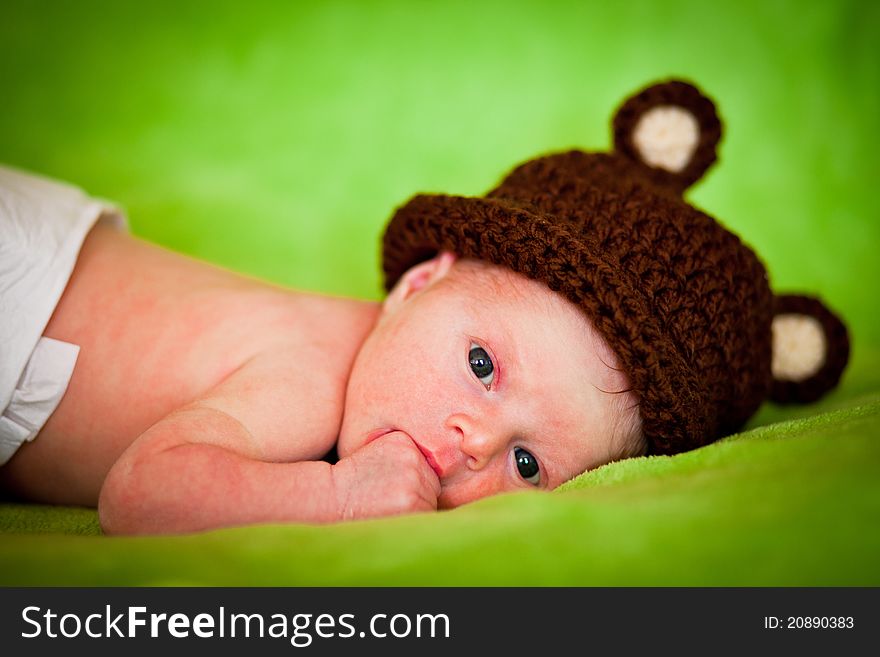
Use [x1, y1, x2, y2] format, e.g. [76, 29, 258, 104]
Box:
[1, 0, 879, 586]
[2, 1, 878, 352]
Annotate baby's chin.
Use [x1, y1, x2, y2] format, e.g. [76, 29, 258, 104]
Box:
[436, 486, 479, 510]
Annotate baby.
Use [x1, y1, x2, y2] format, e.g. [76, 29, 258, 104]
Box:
[0, 80, 849, 535]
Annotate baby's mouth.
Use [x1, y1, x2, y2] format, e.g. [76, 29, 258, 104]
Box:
[413, 442, 444, 479]
[364, 428, 443, 479]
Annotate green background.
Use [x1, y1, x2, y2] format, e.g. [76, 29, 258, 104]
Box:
[1, 0, 879, 585]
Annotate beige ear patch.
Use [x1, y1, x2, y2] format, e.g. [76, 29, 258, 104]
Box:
[631, 105, 700, 173]
[771, 314, 827, 381]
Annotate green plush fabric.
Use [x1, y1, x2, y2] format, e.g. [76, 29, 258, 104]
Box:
[1, 0, 878, 585]
[0, 394, 878, 585]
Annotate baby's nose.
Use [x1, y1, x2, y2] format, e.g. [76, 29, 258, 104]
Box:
[445, 412, 509, 471]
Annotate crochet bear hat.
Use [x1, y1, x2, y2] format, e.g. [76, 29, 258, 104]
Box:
[381, 80, 850, 455]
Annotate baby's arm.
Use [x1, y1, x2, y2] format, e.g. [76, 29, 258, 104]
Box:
[98, 357, 440, 535]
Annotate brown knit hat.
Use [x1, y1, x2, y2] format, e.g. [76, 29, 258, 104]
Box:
[381, 80, 850, 455]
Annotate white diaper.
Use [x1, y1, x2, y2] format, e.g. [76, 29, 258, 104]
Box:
[0, 165, 127, 465]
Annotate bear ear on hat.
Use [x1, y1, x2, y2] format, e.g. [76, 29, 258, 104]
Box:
[613, 79, 722, 194]
[770, 294, 850, 404]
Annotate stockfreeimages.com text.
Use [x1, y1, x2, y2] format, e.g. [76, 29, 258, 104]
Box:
[21, 605, 450, 646]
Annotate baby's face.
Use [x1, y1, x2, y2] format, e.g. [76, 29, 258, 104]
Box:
[337, 253, 642, 508]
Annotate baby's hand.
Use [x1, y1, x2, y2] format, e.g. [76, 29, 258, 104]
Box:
[331, 431, 441, 521]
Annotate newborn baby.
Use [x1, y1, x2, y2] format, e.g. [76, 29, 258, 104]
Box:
[1, 216, 640, 531]
[0, 79, 849, 535]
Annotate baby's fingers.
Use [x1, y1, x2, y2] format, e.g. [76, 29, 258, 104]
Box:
[419, 458, 442, 501]
[383, 431, 441, 498]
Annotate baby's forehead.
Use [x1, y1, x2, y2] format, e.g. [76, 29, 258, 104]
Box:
[447, 258, 552, 303]
[446, 258, 626, 378]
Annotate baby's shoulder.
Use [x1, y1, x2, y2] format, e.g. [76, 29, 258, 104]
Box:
[242, 289, 380, 367]
[213, 290, 380, 461]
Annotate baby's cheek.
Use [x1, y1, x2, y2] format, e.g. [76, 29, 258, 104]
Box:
[398, 372, 466, 436]
[438, 473, 506, 509]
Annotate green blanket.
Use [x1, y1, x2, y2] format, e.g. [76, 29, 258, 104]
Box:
[1, 0, 878, 585]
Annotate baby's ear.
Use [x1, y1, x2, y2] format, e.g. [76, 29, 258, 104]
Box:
[770, 294, 850, 404]
[383, 251, 457, 314]
[612, 79, 722, 194]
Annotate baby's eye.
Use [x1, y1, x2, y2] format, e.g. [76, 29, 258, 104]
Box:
[514, 447, 541, 486]
[468, 343, 495, 388]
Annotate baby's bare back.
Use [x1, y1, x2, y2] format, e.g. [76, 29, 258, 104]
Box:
[0, 223, 379, 506]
